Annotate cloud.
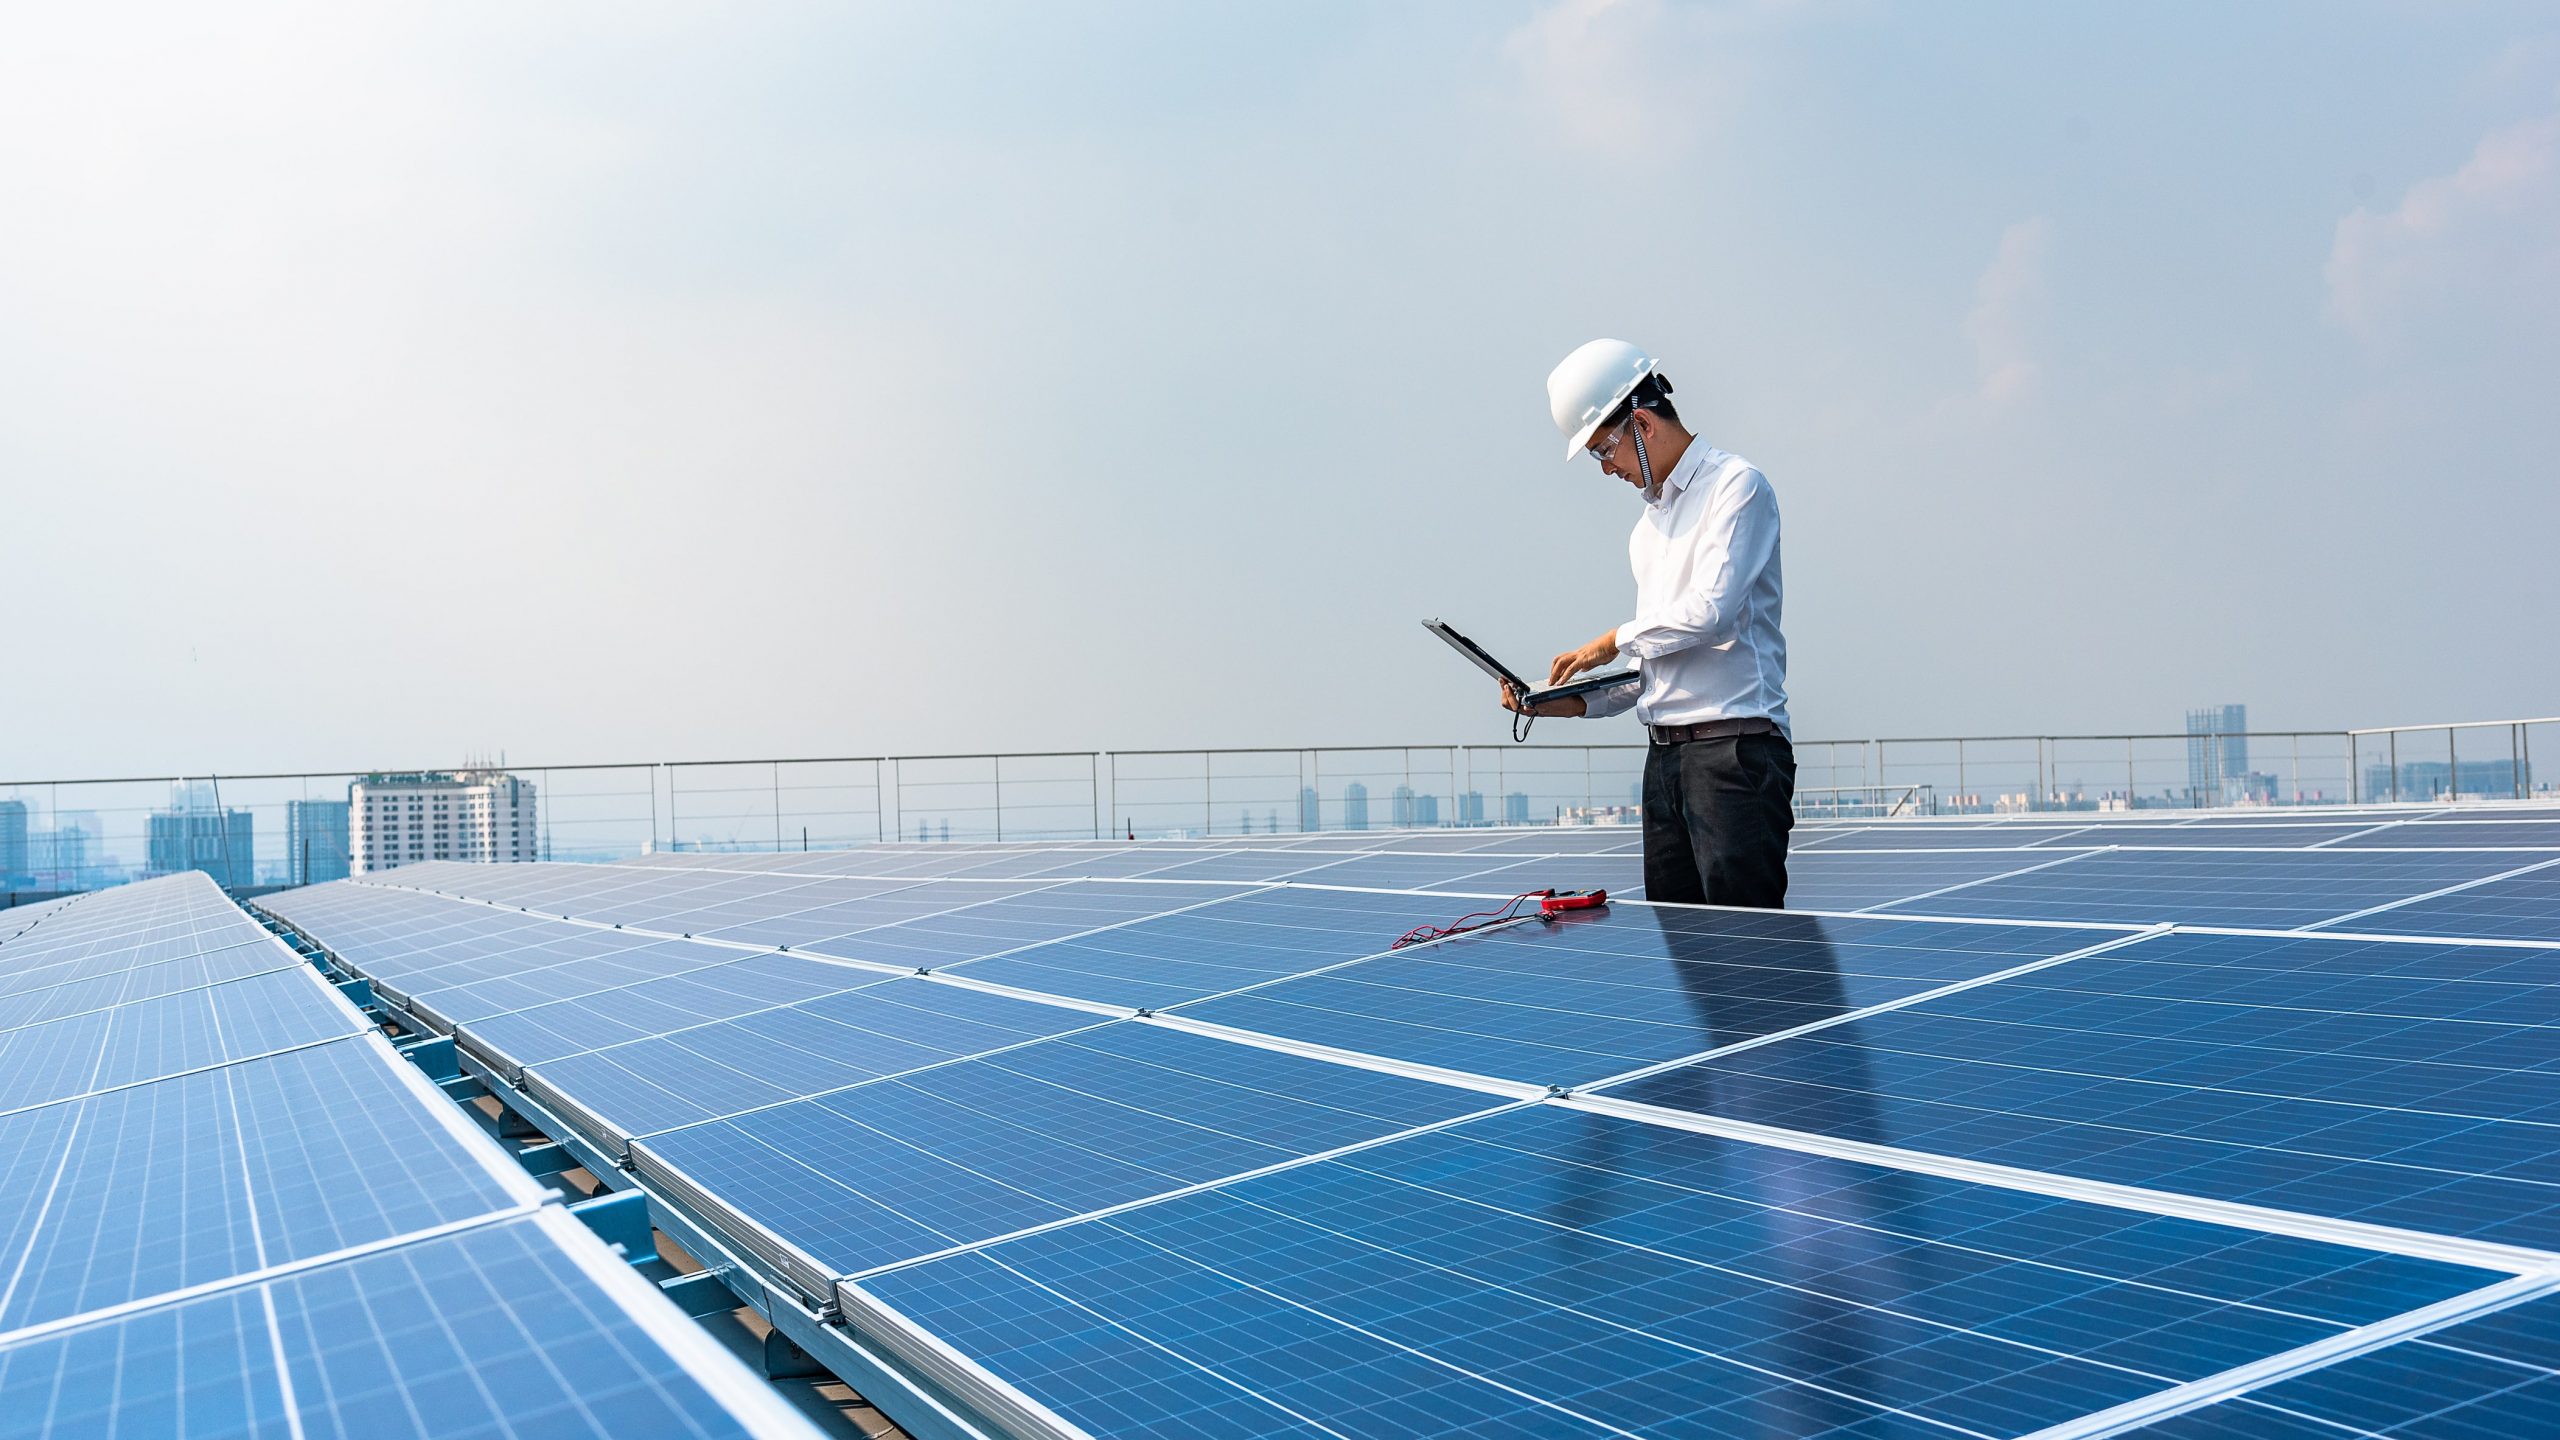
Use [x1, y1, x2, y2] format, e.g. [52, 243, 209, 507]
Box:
[1501, 0, 1804, 153]
[2325, 112, 2560, 350]
[1964, 216, 2051, 404]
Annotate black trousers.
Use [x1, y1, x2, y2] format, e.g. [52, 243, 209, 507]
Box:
[1642, 732, 1796, 908]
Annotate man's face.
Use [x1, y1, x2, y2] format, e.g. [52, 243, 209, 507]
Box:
[1588, 412, 1650, 490]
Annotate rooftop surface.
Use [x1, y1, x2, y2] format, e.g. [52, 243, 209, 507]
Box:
[7, 805, 2557, 1437]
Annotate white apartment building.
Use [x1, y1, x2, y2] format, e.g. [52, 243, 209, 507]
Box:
[351, 770, 540, 874]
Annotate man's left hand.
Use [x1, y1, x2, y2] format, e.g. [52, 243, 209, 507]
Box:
[1548, 629, 1620, 688]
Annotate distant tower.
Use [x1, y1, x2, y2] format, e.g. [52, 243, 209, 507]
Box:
[1343, 783, 1369, 831]
[2185, 704, 2248, 801]
[1299, 787, 1321, 832]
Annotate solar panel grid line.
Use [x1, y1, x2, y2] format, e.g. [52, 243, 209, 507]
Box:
[2169, 921, 2560, 952]
[1562, 1094, 2560, 1276]
[1560, 921, 2178, 1099]
[0, 1193, 548, 1354]
[519, 1205, 836, 1440]
[876, 1235, 1706, 1440]
[601, 1002, 1134, 1149]
[2023, 824, 2107, 847]
[1139, 1013, 1557, 1102]
[0, 1028, 367, 1124]
[831, 1282, 1106, 1440]
[1845, 846, 2110, 913]
[2013, 1269, 2560, 1440]
[2299, 853, 2560, 931]
[1102, 1147, 2398, 1435]
[915, 972, 1137, 1020]
[899, 880, 1284, 975]
[892, 1192, 1998, 1440]
[356, 1031, 559, 1211]
[838, 1094, 1545, 1285]
[979, 896, 1562, 1021]
[2306, 818, 2428, 849]
[624, 1140, 855, 1308]
[0, 939, 297, 1036]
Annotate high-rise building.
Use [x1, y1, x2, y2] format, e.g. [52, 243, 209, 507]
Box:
[351, 770, 539, 874]
[2185, 704, 2248, 799]
[1343, 783, 1369, 831]
[1457, 791, 1486, 826]
[1391, 786, 1417, 827]
[286, 799, 353, 884]
[1503, 791, 1532, 825]
[147, 790, 255, 889]
[1412, 793, 1439, 827]
[1299, 787, 1321, 832]
[0, 800, 26, 880]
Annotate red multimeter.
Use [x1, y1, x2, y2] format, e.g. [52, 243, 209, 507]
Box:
[1539, 889, 1608, 915]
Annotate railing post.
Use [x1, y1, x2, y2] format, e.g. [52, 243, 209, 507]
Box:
[2125, 736, 2134, 810]
[993, 755, 1004, 843]
[2447, 726, 2459, 802]
[772, 761, 783, 852]
[2388, 731, 2398, 803]
[1204, 751, 1214, 837]
[1091, 753, 1102, 840]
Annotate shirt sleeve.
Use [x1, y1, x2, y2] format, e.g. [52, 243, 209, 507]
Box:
[1580, 675, 1640, 719]
[1613, 467, 1778, 660]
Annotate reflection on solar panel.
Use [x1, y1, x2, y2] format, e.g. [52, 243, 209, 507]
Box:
[242, 808, 2560, 1439]
[0, 872, 817, 1440]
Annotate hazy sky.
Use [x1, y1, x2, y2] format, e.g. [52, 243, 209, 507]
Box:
[4, 2, 2555, 779]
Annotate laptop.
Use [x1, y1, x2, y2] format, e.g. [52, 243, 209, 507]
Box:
[1423, 618, 1638, 707]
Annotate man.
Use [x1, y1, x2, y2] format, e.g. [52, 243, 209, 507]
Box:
[1502, 338, 1795, 908]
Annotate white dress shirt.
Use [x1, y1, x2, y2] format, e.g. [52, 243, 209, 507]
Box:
[1582, 441, 1790, 735]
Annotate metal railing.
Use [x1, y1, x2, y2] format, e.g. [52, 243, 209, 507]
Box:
[2, 716, 2549, 895]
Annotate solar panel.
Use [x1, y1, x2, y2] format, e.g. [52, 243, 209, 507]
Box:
[0, 872, 817, 1439]
[2118, 1293, 2560, 1437]
[630, 1020, 1502, 1298]
[1873, 848, 2540, 928]
[849, 1104, 2507, 1440]
[1170, 905, 2135, 1090]
[2326, 857, 2560, 940]
[0, 1212, 813, 1440]
[239, 813, 2560, 1440]
[1602, 927, 2560, 1248]
[515, 975, 1106, 1157]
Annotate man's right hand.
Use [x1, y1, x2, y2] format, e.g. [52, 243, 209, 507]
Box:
[1501, 682, 1586, 719]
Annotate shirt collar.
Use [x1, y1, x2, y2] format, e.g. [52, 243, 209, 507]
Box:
[1643, 440, 1722, 509]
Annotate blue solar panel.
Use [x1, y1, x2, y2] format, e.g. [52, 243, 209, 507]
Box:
[2332, 820, 2560, 849]
[2333, 859, 2560, 940]
[2122, 1295, 2560, 1437]
[1873, 848, 2535, 927]
[800, 880, 1259, 969]
[690, 878, 1051, 951]
[1781, 849, 2098, 912]
[635, 1020, 1497, 1282]
[0, 1214, 803, 1440]
[1605, 927, 2560, 1248]
[940, 885, 1483, 1010]
[519, 976, 1092, 1148]
[1172, 905, 2129, 1089]
[455, 948, 884, 1077]
[410, 937, 751, 1031]
[0, 1038, 530, 1333]
[853, 1104, 2498, 1440]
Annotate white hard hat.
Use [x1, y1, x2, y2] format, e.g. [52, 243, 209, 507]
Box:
[1545, 338, 1661, 459]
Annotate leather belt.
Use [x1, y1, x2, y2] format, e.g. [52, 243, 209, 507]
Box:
[1648, 716, 1780, 745]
